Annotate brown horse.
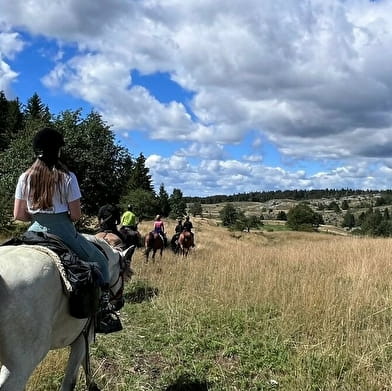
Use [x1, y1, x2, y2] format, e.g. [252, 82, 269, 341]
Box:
[95, 231, 124, 250]
[144, 232, 165, 262]
[178, 231, 193, 257]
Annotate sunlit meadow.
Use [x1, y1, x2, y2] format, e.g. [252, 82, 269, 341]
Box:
[18, 218, 392, 390]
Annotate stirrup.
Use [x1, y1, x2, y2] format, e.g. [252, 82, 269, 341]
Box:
[95, 310, 123, 334]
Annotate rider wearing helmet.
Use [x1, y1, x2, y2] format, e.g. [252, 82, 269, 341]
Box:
[170, 217, 183, 251]
[183, 216, 195, 247]
[14, 127, 122, 333]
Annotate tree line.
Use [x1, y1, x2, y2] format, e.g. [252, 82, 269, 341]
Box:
[184, 189, 380, 205]
[0, 91, 188, 230]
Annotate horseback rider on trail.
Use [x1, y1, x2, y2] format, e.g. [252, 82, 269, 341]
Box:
[170, 217, 183, 250]
[183, 216, 195, 247]
[97, 202, 123, 241]
[153, 215, 167, 247]
[119, 205, 140, 248]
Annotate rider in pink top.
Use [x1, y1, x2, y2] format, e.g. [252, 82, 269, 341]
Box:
[153, 215, 167, 246]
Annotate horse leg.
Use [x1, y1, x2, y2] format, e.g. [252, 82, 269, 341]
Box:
[0, 322, 51, 390]
[144, 248, 150, 263]
[0, 363, 33, 391]
[0, 347, 47, 391]
[60, 328, 98, 391]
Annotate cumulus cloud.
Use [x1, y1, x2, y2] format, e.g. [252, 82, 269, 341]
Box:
[1, 0, 392, 194]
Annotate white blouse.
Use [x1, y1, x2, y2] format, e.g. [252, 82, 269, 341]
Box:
[15, 171, 82, 214]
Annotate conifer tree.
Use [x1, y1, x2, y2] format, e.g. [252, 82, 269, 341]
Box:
[169, 188, 187, 218]
[157, 183, 171, 217]
[127, 153, 154, 193]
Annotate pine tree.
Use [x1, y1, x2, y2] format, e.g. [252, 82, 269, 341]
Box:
[157, 183, 171, 217]
[24, 93, 51, 123]
[127, 153, 154, 192]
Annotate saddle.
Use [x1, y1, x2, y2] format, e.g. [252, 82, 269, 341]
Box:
[1, 231, 103, 319]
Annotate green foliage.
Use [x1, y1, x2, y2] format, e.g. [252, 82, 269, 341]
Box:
[328, 201, 341, 213]
[120, 189, 158, 220]
[286, 203, 323, 231]
[219, 203, 238, 227]
[24, 92, 51, 123]
[0, 91, 24, 151]
[0, 93, 136, 228]
[341, 199, 349, 210]
[157, 183, 171, 217]
[276, 211, 287, 221]
[126, 153, 154, 192]
[358, 207, 392, 237]
[188, 201, 203, 217]
[57, 110, 133, 214]
[342, 211, 355, 228]
[169, 188, 187, 219]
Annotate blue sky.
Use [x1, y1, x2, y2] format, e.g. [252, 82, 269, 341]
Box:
[1, 0, 391, 197]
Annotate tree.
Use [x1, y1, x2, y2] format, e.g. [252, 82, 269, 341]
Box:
[169, 188, 187, 219]
[286, 203, 323, 231]
[342, 211, 355, 228]
[120, 188, 158, 220]
[328, 201, 340, 213]
[24, 92, 51, 123]
[57, 110, 134, 214]
[219, 203, 238, 227]
[189, 201, 203, 217]
[0, 91, 24, 151]
[341, 200, 349, 210]
[157, 183, 171, 217]
[127, 153, 154, 193]
[276, 211, 287, 220]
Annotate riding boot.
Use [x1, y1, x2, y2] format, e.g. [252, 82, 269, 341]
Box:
[95, 284, 123, 334]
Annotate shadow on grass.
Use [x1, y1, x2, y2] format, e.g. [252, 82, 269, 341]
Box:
[165, 376, 209, 391]
[124, 283, 159, 303]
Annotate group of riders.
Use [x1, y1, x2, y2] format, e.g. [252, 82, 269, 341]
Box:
[97, 203, 195, 251]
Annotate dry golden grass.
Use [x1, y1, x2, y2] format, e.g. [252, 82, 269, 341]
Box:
[20, 218, 392, 389]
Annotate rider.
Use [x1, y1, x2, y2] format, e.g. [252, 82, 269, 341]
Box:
[120, 204, 137, 230]
[97, 202, 122, 239]
[120, 205, 140, 248]
[183, 216, 195, 247]
[153, 214, 167, 247]
[13, 127, 122, 334]
[170, 217, 183, 250]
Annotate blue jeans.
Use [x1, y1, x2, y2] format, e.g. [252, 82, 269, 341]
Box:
[29, 212, 109, 284]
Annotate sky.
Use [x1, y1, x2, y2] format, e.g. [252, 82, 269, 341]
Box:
[0, 0, 391, 197]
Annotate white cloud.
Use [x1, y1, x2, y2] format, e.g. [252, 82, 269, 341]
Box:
[2, 0, 392, 194]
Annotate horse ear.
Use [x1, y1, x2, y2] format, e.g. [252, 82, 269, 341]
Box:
[121, 245, 135, 264]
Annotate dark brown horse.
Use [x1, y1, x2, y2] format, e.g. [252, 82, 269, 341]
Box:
[178, 231, 193, 257]
[144, 232, 165, 262]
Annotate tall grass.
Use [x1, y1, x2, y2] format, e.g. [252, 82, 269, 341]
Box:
[22, 219, 392, 390]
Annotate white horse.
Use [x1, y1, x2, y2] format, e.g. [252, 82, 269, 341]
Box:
[0, 234, 135, 391]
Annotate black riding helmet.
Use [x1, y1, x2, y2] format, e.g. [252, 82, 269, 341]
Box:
[33, 127, 65, 166]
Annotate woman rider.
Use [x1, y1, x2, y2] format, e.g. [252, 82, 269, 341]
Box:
[13, 127, 122, 334]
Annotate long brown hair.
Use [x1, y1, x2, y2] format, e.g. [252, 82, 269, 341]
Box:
[24, 158, 69, 210]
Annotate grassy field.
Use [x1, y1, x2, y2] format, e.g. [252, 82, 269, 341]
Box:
[4, 218, 392, 390]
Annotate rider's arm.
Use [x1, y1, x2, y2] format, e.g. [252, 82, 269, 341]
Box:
[13, 199, 31, 222]
[68, 199, 81, 221]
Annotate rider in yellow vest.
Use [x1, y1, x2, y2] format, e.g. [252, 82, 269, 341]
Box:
[121, 205, 137, 230]
[120, 205, 140, 248]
